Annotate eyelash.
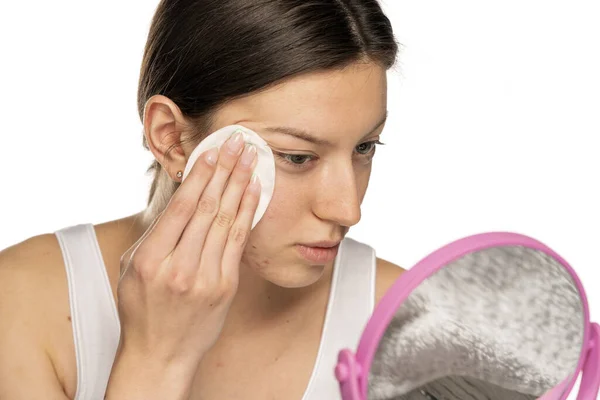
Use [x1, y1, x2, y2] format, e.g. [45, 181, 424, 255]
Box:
[273, 140, 385, 169]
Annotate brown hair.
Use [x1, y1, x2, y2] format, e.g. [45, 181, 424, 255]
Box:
[138, 0, 400, 217]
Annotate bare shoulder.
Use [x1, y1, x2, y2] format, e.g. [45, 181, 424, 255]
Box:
[0, 233, 72, 345]
[0, 216, 137, 398]
[0, 233, 74, 397]
[0, 232, 68, 294]
[375, 257, 406, 305]
[0, 233, 68, 311]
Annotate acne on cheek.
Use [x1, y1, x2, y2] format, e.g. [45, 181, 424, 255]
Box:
[242, 243, 272, 270]
[251, 255, 273, 272]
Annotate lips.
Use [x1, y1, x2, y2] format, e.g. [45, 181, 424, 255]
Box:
[299, 240, 341, 248]
[295, 241, 341, 264]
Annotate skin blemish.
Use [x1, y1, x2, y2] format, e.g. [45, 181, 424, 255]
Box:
[67, 315, 71, 322]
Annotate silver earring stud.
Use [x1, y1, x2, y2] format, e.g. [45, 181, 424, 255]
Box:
[176, 171, 183, 179]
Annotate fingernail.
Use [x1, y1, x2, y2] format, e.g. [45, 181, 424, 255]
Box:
[240, 144, 256, 166]
[205, 146, 219, 165]
[250, 173, 261, 193]
[227, 131, 244, 154]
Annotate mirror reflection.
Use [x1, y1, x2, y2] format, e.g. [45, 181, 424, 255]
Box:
[368, 246, 585, 400]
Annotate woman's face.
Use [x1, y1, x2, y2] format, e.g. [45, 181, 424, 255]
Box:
[203, 61, 387, 288]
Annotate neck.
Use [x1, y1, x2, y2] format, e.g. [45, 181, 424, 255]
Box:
[221, 260, 333, 337]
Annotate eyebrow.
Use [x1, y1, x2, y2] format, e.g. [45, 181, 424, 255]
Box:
[262, 110, 388, 146]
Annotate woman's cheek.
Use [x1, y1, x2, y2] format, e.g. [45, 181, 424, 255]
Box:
[246, 187, 289, 243]
[241, 243, 273, 271]
[250, 171, 312, 237]
[261, 179, 298, 222]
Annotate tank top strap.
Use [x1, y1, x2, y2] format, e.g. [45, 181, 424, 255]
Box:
[55, 223, 120, 400]
[302, 237, 377, 399]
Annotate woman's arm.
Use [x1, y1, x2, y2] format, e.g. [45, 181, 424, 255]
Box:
[0, 238, 195, 400]
[0, 241, 72, 399]
[104, 345, 195, 400]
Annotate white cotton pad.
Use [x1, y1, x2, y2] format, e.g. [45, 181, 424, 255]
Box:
[182, 124, 276, 230]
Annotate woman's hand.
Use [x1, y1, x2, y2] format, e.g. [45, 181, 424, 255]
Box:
[106, 131, 260, 398]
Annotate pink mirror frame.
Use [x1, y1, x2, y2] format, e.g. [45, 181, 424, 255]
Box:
[335, 232, 600, 400]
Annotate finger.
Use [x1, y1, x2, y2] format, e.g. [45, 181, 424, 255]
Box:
[220, 174, 261, 281]
[198, 143, 257, 279]
[170, 131, 246, 278]
[143, 147, 219, 260]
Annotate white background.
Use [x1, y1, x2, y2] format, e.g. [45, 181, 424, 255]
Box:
[0, 1, 598, 396]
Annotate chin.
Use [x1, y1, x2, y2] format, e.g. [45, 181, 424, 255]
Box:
[241, 241, 335, 288]
[264, 263, 327, 288]
[243, 252, 329, 288]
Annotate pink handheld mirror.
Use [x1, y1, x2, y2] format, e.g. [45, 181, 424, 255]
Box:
[336, 232, 600, 400]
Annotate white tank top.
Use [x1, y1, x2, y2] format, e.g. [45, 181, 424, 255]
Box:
[55, 223, 376, 400]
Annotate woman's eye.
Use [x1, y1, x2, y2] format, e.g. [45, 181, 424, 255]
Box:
[274, 152, 315, 168]
[287, 154, 312, 164]
[273, 140, 384, 170]
[355, 140, 384, 155]
[355, 142, 374, 154]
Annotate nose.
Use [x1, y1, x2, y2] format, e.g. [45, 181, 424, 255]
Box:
[312, 165, 362, 227]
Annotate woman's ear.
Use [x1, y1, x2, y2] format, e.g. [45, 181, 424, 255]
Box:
[143, 94, 191, 181]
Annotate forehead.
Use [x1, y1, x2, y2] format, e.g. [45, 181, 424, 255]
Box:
[213, 62, 387, 141]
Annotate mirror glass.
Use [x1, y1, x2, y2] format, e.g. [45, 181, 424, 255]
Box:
[368, 245, 585, 400]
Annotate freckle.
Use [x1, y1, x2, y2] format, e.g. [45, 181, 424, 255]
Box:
[252, 245, 256, 249]
[263, 259, 270, 265]
[286, 320, 290, 323]
[216, 361, 224, 368]
[67, 315, 71, 322]
[268, 296, 271, 300]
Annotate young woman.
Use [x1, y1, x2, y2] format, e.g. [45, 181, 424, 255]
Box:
[0, 1, 405, 399]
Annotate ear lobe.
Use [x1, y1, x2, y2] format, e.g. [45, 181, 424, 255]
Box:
[143, 94, 189, 180]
